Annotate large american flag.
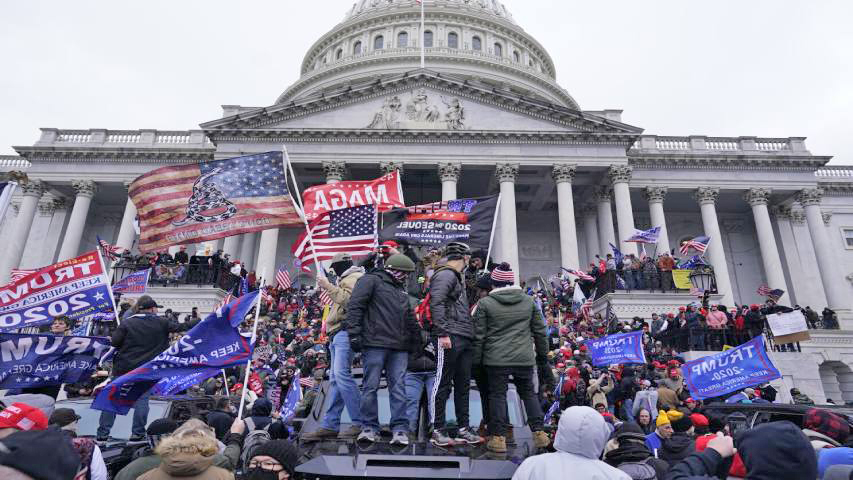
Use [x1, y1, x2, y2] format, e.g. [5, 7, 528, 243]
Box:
[128, 151, 302, 253]
[564, 268, 595, 282]
[97, 235, 126, 262]
[276, 268, 292, 290]
[679, 235, 710, 255]
[292, 204, 377, 269]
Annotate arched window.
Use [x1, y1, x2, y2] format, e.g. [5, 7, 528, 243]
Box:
[336, 48, 343, 60]
[494, 43, 502, 57]
[448, 32, 458, 49]
[472, 36, 482, 51]
[374, 35, 384, 50]
[424, 30, 433, 47]
[353, 41, 362, 55]
[513, 50, 520, 62]
[397, 31, 408, 47]
[528, 59, 534, 67]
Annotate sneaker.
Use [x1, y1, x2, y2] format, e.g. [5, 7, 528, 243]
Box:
[390, 431, 410, 446]
[533, 430, 550, 449]
[430, 430, 455, 447]
[486, 435, 507, 453]
[302, 428, 339, 442]
[454, 427, 483, 445]
[357, 429, 378, 443]
[338, 424, 362, 439]
[129, 435, 145, 442]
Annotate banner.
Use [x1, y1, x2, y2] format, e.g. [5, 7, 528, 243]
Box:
[626, 226, 661, 244]
[0, 251, 115, 332]
[0, 333, 112, 389]
[672, 269, 693, 289]
[380, 195, 498, 250]
[92, 291, 259, 414]
[767, 310, 808, 336]
[302, 170, 404, 220]
[587, 331, 647, 366]
[129, 152, 302, 253]
[681, 336, 781, 400]
[113, 269, 151, 294]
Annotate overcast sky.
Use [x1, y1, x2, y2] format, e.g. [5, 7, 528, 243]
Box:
[1, 0, 851, 163]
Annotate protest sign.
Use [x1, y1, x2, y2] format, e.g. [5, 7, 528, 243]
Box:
[380, 195, 499, 250]
[587, 330, 647, 366]
[253, 344, 272, 361]
[0, 333, 112, 389]
[112, 268, 151, 294]
[672, 270, 693, 289]
[301, 170, 404, 220]
[0, 251, 115, 332]
[682, 336, 781, 400]
[767, 310, 811, 344]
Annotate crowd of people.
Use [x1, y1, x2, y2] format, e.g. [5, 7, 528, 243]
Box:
[1, 239, 851, 479]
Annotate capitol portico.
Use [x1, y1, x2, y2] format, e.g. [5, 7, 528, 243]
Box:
[3, 0, 853, 402]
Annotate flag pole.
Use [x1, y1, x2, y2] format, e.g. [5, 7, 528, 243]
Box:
[483, 193, 502, 273]
[282, 146, 323, 278]
[221, 371, 229, 395]
[96, 248, 122, 326]
[237, 274, 265, 421]
[420, 0, 425, 69]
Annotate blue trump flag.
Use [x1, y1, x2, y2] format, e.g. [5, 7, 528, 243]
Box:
[609, 243, 624, 265]
[92, 291, 259, 414]
[0, 333, 112, 389]
[626, 226, 661, 244]
[113, 269, 151, 294]
[280, 371, 303, 422]
[681, 336, 781, 401]
[587, 330, 647, 367]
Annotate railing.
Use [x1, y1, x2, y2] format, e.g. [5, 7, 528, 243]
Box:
[107, 132, 141, 143]
[38, 129, 211, 148]
[113, 261, 241, 291]
[56, 131, 91, 143]
[630, 135, 807, 154]
[0, 155, 31, 168]
[816, 167, 853, 178]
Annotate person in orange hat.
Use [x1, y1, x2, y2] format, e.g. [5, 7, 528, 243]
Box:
[0, 403, 48, 439]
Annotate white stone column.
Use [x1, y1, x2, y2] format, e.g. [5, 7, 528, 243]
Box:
[322, 160, 346, 184]
[609, 165, 638, 256]
[695, 187, 735, 306]
[223, 235, 242, 259]
[240, 232, 259, 273]
[255, 229, 279, 283]
[41, 198, 68, 265]
[582, 207, 600, 263]
[595, 186, 616, 257]
[496, 163, 520, 283]
[1, 180, 45, 282]
[745, 188, 790, 305]
[799, 188, 847, 311]
[644, 186, 671, 254]
[58, 180, 97, 261]
[552, 164, 579, 269]
[438, 162, 461, 201]
[115, 182, 138, 252]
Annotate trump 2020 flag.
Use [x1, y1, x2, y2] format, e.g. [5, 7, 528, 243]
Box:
[626, 226, 661, 244]
[681, 336, 781, 401]
[0, 333, 112, 389]
[112, 269, 151, 294]
[129, 152, 302, 253]
[587, 331, 647, 367]
[280, 371, 303, 422]
[0, 251, 115, 332]
[380, 195, 499, 250]
[92, 291, 259, 414]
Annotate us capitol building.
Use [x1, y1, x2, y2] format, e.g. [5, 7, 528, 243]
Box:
[2, 0, 853, 403]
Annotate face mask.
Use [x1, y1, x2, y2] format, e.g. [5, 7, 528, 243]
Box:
[386, 268, 408, 284]
[242, 467, 280, 480]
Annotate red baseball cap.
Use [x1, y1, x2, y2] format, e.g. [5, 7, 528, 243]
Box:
[0, 403, 48, 432]
[381, 240, 399, 249]
[556, 363, 566, 368]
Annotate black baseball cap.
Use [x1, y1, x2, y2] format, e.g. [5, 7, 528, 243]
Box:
[48, 408, 81, 428]
[136, 295, 163, 309]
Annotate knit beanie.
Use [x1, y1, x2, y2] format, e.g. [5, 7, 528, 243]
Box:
[250, 440, 298, 475]
[490, 262, 514, 287]
[667, 409, 694, 433]
[656, 410, 671, 427]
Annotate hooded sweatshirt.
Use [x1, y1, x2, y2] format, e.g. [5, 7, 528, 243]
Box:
[511, 406, 631, 480]
[819, 447, 853, 479]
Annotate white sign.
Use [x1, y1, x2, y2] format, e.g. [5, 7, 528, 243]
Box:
[768, 310, 809, 336]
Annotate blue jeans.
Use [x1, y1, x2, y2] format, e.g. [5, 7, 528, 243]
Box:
[360, 347, 408, 433]
[404, 371, 435, 432]
[622, 398, 635, 423]
[320, 331, 362, 431]
[97, 388, 151, 439]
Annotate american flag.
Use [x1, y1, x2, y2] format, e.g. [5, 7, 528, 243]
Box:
[680, 235, 710, 255]
[97, 235, 126, 262]
[276, 268, 292, 289]
[292, 204, 377, 269]
[756, 285, 771, 296]
[9, 268, 36, 282]
[318, 289, 332, 306]
[215, 293, 234, 312]
[581, 297, 594, 319]
[690, 287, 705, 297]
[564, 268, 595, 282]
[128, 151, 302, 253]
[299, 376, 316, 389]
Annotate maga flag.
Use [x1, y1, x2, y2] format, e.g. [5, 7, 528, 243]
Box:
[129, 152, 302, 253]
[302, 170, 404, 221]
[380, 195, 498, 250]
[92, 291, 259, 414]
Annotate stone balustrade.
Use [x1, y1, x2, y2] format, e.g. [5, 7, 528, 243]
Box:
[0, 155, 31, 169]
[816, 167, 853, 178]
[37, 128, 211, 147]
[631, 135, 808, 154]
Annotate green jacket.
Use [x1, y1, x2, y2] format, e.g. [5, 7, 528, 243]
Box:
[472, 286, 548, 367]
[114, 434, 241, 480]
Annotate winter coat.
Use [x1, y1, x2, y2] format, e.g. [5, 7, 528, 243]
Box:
[632, 390, 659, 420]
[604, 439, 669, 480]
[588, 375, 615, 409]
[117, 433, 241, 480]
[511, 406, 631, 480]
[659, 375, 683, 394]
[112, 313, 200, 376]
[245, 398, 273, 431]
[345, 270, 420, 351]
[428, 267, 473, 339]
[658, 432, 695, 464]
[472, 286, 547, 367]
[324, 266, 364, 338]
[406, 329, 436, 373]
[656, 386, 680, 410]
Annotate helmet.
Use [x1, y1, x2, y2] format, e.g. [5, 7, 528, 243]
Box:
[385, 254, 416, 272]
[444, 241, 472, 259]
[330, 253, 352, 264]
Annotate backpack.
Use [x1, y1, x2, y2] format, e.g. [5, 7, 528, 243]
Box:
[415, 266, 462, 329]
[240, 417, 272, 468]
[617, 459, 658, 480]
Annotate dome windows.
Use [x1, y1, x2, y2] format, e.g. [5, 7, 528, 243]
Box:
[398, 31, 408, 47]
[374, 35, 384, 50]
[424, 30, 433, 47]
[353, 41, 363, 55]
[513, 50, 520, 62]
[448, 32, 459, 49]
[336, 48, 343, 60]
[494, 42, 503, 57]
[472, 36, 482, 51]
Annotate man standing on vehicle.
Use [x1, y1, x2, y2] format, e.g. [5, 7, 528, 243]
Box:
[429, 242, 481, 446]
[346, 254, 420, 445]
[303, 253, 365, 441]
[96, 295, 200, 441]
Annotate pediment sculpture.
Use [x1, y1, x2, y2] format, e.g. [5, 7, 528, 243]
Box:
[367, 89, 467, 130]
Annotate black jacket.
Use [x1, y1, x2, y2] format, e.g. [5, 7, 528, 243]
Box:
[658, 432, 695, 465]
[206, 410, 236, 440]
[407, 330, 436, 373]
[603, 440, 669, 479]
[111, 312, 198, 376]
[428, 267, 473, 339]
[345, 270, 420, 351]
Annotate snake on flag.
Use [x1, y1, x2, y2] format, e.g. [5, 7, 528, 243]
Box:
[172, 167, 237, 226]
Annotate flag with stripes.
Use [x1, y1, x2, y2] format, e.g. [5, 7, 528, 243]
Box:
[564, 268, 594, 282]
[680, 235, 710, 255]
[581, 297, 594, 319]
[318, 289, 332, 306]
[129, 151, 302, 253]
[214, 293, 234, 312]
[690, 287, 705, 297]
[292, 204, 377, 270]
[9, 269, 36, 283]
[276, 268, 292, 290]
[299, 376, 316, 389]
[97, 235, 126, 262]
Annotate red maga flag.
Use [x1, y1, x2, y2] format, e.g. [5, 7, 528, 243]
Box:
[301, 171, 404, 221]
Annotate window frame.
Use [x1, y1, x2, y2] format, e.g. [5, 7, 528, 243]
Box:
[840, 227, 853, 250]
[447, 31, 459, 49]
[397, 31, 408, 48]
[472, 35, 482, 51]
[374, 35, 384, 50]
[353, 41, 362, 55]
[493, 42, 503, 57]
[423, 30, 433, 47]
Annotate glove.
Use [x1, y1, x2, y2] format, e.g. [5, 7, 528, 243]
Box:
[350, 336, 363, 353]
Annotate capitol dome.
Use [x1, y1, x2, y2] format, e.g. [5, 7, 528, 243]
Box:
[275, 0, 579, 109]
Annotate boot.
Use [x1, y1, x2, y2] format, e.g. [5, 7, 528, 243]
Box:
[486, 435, 507, 453]
[533, 430, 550, 449]
[302, 427, 339, 442]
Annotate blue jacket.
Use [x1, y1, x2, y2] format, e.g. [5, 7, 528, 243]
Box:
[645, 431, 663, 453]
